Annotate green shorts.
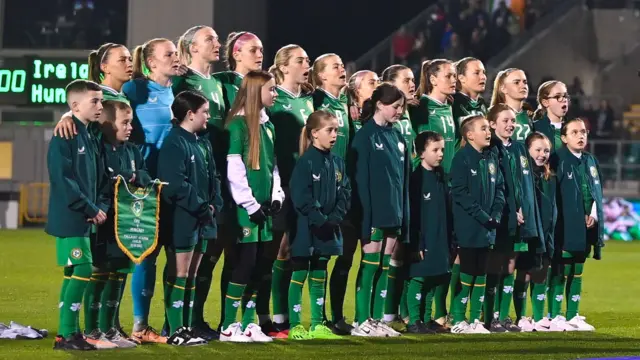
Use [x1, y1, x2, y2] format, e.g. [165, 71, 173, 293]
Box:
[236, 209, 273, 244]
[370, 227, 401, 242]
[194, 236, 210, 254]
[56, 237, 92, 266]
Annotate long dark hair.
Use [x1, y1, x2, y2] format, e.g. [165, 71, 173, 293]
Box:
[360, 83, 405, 121]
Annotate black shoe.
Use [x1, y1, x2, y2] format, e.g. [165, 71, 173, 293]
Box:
[501, 318, 521, 332]
[488, 319, 508, 333]
[167, 327, 208, 346]
[273, 320, 290, 332]
[53, 333, 97, 351]
[192, 322, 219, 341]
[407, 321, 435, 334]
[331, 318, 354, 335]
[427, 320, 450, 334]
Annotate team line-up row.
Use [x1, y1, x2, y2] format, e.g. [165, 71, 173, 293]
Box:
[46, 25, 602, 350]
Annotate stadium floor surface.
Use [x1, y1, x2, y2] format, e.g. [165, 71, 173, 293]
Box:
[0, 229, 639, 360]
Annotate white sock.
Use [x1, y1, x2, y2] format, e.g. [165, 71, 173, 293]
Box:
[383, 314, 396, 322]
[273, 314, 288, 324]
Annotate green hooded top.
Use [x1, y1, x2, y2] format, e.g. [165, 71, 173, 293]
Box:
[451, 143, 505, 248]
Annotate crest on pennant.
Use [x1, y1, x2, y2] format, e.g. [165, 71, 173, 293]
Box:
[131, 200, 143, 217]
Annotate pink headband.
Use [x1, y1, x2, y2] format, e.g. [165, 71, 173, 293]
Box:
[233, 32, 259, 53]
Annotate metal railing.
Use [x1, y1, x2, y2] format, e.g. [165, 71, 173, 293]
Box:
[590, 140, 640, 197]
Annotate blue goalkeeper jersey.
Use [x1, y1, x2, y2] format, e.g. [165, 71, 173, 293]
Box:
[122, 78, 175, 178]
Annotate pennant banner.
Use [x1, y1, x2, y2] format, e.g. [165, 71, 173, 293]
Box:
[114, 176, 163, 264]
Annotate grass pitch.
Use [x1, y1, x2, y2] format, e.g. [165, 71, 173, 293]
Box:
[0, 229, 639, 360]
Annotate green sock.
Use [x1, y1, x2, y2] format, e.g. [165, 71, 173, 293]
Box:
[83, 272, 109, 333]
[183, 278, 195, 328]
[433, 274, 450, 321]
[407, 277, 424, 324]
[60, 264, 92, 338]
[566, 263, 583, 319]
[288, 269, 307, 327]
[550, 270, 567, 318]
[372, 254, 391, 320]
[399, 279, 409, 320]
[242, 292, 258, 329]
[309, 269, 326, 327]
[222, 282, 246, 329]
[193, 254, 217, 326]
[99, 273, 123, 332]
[513, 278, 529, 321]
[165, 276, 186, 334]
[531, 282, 547, 321]
[470, 275, 486, 322]
[452, 272, 473, 324]
[448, 263, 461, 312]
[498, 273, 515, 321]
[484, 274, 500, 326]
[58, 267, 73, 336]
[384, 261, 400, 319]
[423, 277, 437, 322]
[355, 252, 380, 324]
[271, 259, 289, 321]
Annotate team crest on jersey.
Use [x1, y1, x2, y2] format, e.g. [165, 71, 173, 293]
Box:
[590, 166, 598, 178]
[71, 248, 83, 259]
[488, 163, 496, 175]
[398, 142, 405, 153]
[336, 171, 342, 183]
[131, 200, 143, 217]
[520, 156, 528, 169]
[242, 228, 252, 238]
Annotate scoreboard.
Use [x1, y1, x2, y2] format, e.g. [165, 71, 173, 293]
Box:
[0, 57, 88, 106]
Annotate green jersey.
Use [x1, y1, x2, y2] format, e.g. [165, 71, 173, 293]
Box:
[213, 71, 244, 115]
[100, 85, 130, 104]
[313, 88, 350, 159]
[393, 110, 418, 169]
[269, 86, 314, 186]
[513, 110, 532, 143]
[227, 116, 276, 205]
[409, 95, 456, 174]
[173, 68, 226, 127]
[452, 92, 487, 151]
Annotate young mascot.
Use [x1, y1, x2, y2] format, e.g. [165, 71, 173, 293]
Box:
[48, 80, 106, 351]
[349, 83, 409, 337]
[157, 90, 219, 346]
[549, 118, 602, 331]
[287, 110, 351, 340]
[406, 131, 452, 334]
[450, 115, 505, 334]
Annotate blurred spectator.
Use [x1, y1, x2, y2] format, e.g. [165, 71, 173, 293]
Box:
[594, 100, 615, 138]
[492, 1, 514, 29]
[468, 28, 487, 62]
[490, 16, 512, 54]
[2, 0, 126, 49]
[569, 76, 586, 111]
[524, 0, 541, 29]
[443, 33, 466, 61]
[393, 26, 415, 64]
[440, 23, 455, 53]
